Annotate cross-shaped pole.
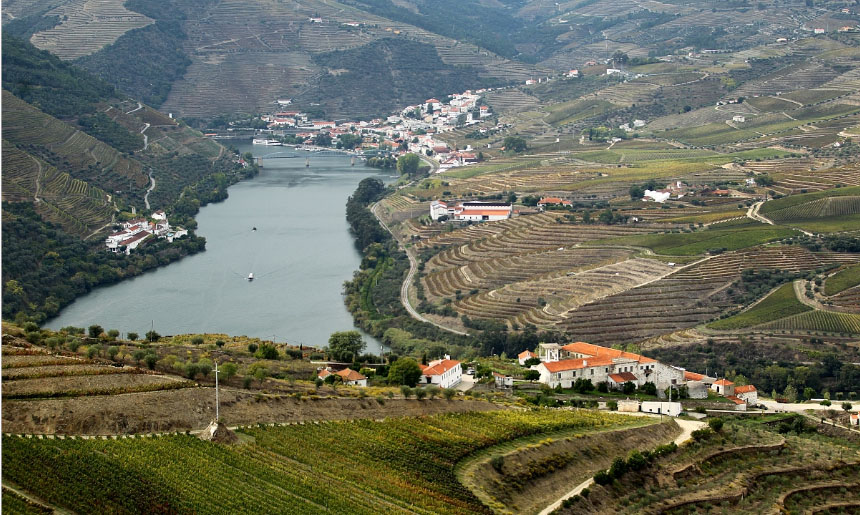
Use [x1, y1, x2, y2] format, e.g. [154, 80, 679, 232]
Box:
[214, 361, 220, 422]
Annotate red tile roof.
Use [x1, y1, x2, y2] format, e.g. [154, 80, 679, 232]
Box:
[422, 359, 460, 376]
[714, 379, 734, 386]
[336, 368, 366, 382]
[518, 350, 536, 359]
[542, 356, 614, 373]
[609, 372, 638, 383]
[561, 342, 657, 364]
[684, 371, 706, 381]
[726, 395, 745, 405]
[734, 385, 756, 394]
[458, 210, 511, 216]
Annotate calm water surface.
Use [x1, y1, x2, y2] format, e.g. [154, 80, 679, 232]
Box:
[47, 143, 389, 353]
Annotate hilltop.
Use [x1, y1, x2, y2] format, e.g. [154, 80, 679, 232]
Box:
[6, 0, 855, 121]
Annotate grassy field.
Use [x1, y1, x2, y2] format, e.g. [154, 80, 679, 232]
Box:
[587, 223, 797, 256]
[2, 409, 634, 514]
[707, 283, 811, 330]
[825, 264, 860, 296]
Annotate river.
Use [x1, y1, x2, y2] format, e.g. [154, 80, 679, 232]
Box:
[47, 142, 390, 354]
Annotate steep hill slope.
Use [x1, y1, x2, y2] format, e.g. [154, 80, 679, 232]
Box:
[1, 35, 243, 324]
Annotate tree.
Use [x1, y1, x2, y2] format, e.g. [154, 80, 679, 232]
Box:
[221, 362, 238, 380]
[639, 382, 657, 396]
[400, 385, 413, 398]
[191, 336, 204, 345]
[127, 332, 139, 341]
[107, 346, 120, 360]
[708, 418, 724, 432]
[426, 385, 441, 399]
[443, 388, 456, 400]
[784, 384, 798, 403]
[524, 370, 541, 381]
[524, 357, 541, 367]
[622, 381, 635, 394]
[249, 363, 268, 385]
[107, 329, 120, 340]
[248, 343, 258, 354]
[88, 325, 104, 338]
[145, 330, 160, 342]
[612, 50, 629, 65]
[503, 136, 527, 153]
[843, 402, 853, 412]
[144, 353, 157, 370]
[415, 388, 428, 400]
[327, 331, 365, 362]
[255, 344, 279, 360]
[389, 358, 423, 387]
[396, 153, 421, 176]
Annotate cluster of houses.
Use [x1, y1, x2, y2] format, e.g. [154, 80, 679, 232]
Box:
[316, 355, 463, 389]
[429, 200, 513, 222]
[105, 210, 187, 254]
[257, 89, 494, 171]
[521, 342, 758, 410]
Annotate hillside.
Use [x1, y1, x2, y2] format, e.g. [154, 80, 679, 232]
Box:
[1, 35, 243, 323]
[8, 0, 854, 120]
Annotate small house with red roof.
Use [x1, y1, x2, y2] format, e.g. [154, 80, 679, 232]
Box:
[726, 395, 747, 411]
[518, 350, 537, 365]
[419, 356, 462, 389]
[734, 385, 758, 405]
[318, 367, 367, 387]
[493, 371, 513, 388]
[851, 412, 859, 426]
[537, 197, 572, 208]
[712, 379, 735, 396]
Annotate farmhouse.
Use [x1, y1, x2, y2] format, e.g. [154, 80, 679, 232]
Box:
[537, 197, 572, 208]
[535, 341, 684, 391]
[430, 201, 513, 222]
[420, 357, 462, 389]
[851, 412, 859, 426]
[518, 350, 537, 365]
[641, 401, 682, 416]
[318, 367, 368, 387]
[734, 385, 758, 405]
[105, 213, 186, 255]
[712, 379, 735, 396]
[493, 372, 513, 388]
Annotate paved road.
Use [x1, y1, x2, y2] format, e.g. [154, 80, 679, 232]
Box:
[370, 202, 468, 336]
[538, 417, 705, 515]
[144, 170, 155, 209]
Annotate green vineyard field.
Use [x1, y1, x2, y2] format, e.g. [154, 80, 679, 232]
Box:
[758, 310, 860, 334]
[2, 409, 634, 514]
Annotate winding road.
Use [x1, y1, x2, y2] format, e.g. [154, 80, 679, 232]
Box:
[370, 202, 468, 336]
[144, 170, 155, 210]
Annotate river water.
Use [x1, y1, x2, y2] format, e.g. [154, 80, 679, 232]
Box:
[47, 142, 389, 354]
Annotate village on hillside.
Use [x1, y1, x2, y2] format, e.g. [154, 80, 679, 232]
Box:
[105, 210, 188, 254]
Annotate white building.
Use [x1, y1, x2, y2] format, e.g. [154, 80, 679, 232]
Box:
[493, 372, 513, 388]
[420, 357, 462, 389]
[734, 385, 758, 405]
[641, 401, 682, 417]
[732, 115, 746, 123]
[518, 350, 537, 365]
[711, 379, 735, 396]
[430, 201, 512, 222]
[535, 341, 684, 391]
[105, 213, 185, 254]
[643, 190, 671, 203]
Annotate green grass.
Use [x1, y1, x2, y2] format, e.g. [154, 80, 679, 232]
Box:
[1, 409, 634, 514]
[825, 264, 860, 296]
[707, 283, 811, 330]
[587, 223, 798, 256]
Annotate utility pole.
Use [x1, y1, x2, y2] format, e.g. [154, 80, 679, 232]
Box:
[214, 361, 220, 422]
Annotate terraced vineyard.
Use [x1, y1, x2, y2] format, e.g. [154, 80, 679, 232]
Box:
[29, 0, 154, 60]
[559, 417, 860, 514]
[758, 310, 860, 335]
[1, 346, 193, 399]
[2, 409, 635, 514]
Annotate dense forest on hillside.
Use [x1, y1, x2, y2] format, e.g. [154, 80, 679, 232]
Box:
[305, 39, 491, 119]
[74, 0, 215, 107]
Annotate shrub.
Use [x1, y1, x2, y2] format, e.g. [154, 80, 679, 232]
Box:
[490, 455, 504, 472]
[443, 388, 456, 400]
[127, 332, 139, 341]
[691, 428, 712, 442]
[400, 385, 413, 399]
[708, 418, 724, 432]
[191, 336, 204, 345]
[415, 389, 428, 400]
